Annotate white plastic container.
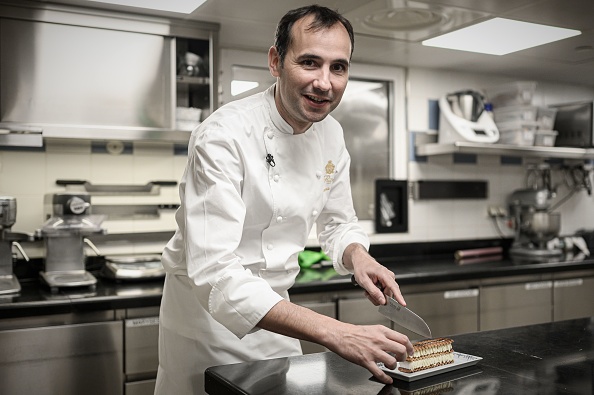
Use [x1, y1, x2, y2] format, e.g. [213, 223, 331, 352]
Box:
[485, 81, 537, 108]
[496, 120, 538, 146]
[175, 107, 202, 122]
[536, 107, 558, 130]
[533, 130, 558, 147]
[493, 105, 538, 123]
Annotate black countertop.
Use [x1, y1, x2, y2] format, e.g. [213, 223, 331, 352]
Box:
[2, 240, 594, 317]
[205, 317, 594, 394]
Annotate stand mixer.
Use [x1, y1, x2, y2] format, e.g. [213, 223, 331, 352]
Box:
[507, 188, 563, 258]
[36, 193, 106, 292]
[0, 197, 32, 295]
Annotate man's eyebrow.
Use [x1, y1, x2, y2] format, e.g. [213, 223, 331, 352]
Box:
[296, 53, 350, 67]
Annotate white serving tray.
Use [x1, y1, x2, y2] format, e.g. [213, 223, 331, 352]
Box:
[379, 352, 483, 382]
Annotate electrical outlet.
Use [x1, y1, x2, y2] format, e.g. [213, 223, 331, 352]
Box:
[487, 206, 507, 218]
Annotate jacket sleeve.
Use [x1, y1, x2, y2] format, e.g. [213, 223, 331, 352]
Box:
[183, 125, 283, 339]
[316, 138, 370, 275]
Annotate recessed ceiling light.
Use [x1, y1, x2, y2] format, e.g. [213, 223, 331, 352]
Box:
[422, 17, 581, 55]
[85, 0, 206, 14]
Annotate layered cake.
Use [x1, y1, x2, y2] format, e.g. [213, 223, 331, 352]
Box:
[398, 338, 455, 373]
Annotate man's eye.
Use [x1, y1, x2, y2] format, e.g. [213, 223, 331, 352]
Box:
[332, 64, 347, 73]
[302, 59, 316, 67]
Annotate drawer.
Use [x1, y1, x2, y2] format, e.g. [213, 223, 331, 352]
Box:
[0, 321, 123, 395]
[125, 379, 156, 395]
[125, 316, 159, 375]
[480, 281, 552, 331]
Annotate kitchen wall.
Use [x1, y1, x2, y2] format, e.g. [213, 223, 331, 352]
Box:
[2, 63, 594, 258]
[402, 68, 594, 243]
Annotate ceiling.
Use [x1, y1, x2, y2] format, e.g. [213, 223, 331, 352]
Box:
[39, 0, 594, 87]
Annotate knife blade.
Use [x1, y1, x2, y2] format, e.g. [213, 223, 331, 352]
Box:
[351, 275, 432, 338]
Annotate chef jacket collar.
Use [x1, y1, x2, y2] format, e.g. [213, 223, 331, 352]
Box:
[265, 84, 313, 135]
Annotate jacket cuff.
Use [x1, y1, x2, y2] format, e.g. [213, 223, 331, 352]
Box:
[208, 273, 284, 339]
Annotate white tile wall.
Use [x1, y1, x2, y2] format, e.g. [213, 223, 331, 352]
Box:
[1, 139, 185, 257]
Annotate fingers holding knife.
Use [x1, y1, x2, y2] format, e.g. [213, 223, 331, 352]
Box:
[351, 274, 406, 307]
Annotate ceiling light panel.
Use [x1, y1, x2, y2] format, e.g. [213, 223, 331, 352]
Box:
[85, 0, 206, 14]
[423, 17, 581, 55]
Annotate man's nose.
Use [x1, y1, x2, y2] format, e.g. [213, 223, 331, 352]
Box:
[313, 69, 331, 91]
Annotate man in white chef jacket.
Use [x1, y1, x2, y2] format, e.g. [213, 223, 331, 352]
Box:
[155, 5, 414, 394]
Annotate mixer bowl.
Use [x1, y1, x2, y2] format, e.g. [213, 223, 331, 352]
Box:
[522, 212, 561, 245]
[446, 90, 485, 122]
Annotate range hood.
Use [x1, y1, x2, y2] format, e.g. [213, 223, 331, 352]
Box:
[0, 0, 218, 145]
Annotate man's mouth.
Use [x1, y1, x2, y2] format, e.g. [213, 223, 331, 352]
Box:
[305, 94, 330, 104]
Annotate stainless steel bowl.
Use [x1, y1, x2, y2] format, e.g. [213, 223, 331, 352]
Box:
[523, 211, 561, 244]
[446, 90, 486, 122]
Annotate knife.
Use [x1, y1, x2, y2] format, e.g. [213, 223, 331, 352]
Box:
[351, 275, 432, 338]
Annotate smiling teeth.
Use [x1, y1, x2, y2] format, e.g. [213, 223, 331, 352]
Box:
[307, 95, 325, 102]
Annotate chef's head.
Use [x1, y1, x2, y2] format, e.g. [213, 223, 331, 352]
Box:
[268, 5, 354, 134]
[273, 5, 355, 67]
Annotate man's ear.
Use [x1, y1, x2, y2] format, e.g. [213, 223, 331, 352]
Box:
[268, 46, 281, 77]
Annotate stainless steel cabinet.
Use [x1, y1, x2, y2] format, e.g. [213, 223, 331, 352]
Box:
[398, 288, 479, 340]
[337, 296, 391, 327]
[295, 301, 337, 354]
[124, 307, 160, 395]
[480, 278, 553, 331]
[0, 321, 123, 395]
[553, 272, 594, 321]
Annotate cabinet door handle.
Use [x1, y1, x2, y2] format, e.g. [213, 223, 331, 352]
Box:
[524, 281, 553, 290]
[444, 289, 479, 299]
[554, 278, 583, 288]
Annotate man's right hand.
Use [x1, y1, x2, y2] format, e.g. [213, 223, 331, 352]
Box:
[324, 322, 414, 384]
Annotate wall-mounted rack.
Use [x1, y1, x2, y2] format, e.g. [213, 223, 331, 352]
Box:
[56, 180, 178, 195]
[416, 142, 594, 160]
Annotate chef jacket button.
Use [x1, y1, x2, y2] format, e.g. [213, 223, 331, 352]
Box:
[312, 210, 318, 216]
[267, 131, 274, 139]
[276, 216, 283, 223]
[267, 244, 273, 250]
[273, 174, 280, 182]
[316, 171, 322, 179]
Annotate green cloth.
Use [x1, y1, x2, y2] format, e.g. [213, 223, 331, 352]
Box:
[298, 250, 331, 268]
[296, 250, 337, 283]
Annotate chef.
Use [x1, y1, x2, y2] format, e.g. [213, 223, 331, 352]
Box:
[154, 5, 413, 394]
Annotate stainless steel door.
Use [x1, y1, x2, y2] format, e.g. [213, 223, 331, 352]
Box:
[553, 274, 594, 321]
[0, 321, 123, 395]
[124, 316, 159, 376]
[396, 288, 479, 340]
[338, 297, 391, 327]
[295, 301, 336, 354]
[480, 280, 552, 331]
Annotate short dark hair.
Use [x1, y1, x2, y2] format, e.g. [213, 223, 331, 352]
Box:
[274, 4, 355, 67]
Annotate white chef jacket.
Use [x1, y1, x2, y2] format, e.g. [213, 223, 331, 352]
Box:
[155, 84, 370, 394]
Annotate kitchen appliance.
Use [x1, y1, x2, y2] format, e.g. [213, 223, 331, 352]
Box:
[438, 90, 499, 144]
[351, 276, 432, 338]
[0, 197, 32, 294]
[36, 193, 106, 291]
[507, 188, 563, 258]
[101, 254, 165, 281]
[551, 101, 593, 148]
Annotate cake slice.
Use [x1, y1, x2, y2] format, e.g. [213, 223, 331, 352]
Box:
[398, 338, 455, 373]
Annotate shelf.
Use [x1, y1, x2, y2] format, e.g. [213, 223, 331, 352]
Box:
[416, 142, 594, 160]
[176, 75, 210, 85]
